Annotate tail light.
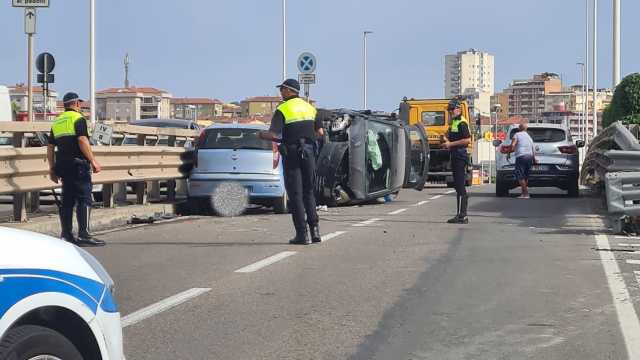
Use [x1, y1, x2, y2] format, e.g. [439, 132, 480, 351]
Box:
[499, 145, 512, 154]
[272, 142, 280, 169]
[558, 145, 577, 155]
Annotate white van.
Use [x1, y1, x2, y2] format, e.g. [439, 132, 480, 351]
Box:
[0, 85, 11, 122]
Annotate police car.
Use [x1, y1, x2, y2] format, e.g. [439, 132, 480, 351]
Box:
[0, 227, 124, 360]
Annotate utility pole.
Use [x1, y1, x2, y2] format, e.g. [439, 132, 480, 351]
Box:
[90, 0, 96, 125]
[613, 0, 621, 87]
[282, 0, 286, 82]
[585, 0, 590, 142]
[27, 30, 34, 122]
[363, 31, 373, 110]
[592, 0, 598, 138]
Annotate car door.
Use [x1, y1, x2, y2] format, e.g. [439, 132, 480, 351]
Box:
[403, 123, 429, 190]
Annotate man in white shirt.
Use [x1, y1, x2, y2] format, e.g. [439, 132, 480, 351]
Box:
[510, 123, 536, 199]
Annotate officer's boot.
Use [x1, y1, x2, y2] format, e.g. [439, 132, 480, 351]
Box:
[454, 195, 469, 224]
[60, 207, 75, 243]
[76, 205, 106, 247]
[309, 224, 322, 243]
[447, 195, 461, 223]
[289, 230, 311, 245]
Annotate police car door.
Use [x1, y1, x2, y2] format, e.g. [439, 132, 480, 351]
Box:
[403, 123, 429, 190]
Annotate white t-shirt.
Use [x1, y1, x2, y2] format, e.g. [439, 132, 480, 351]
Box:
[513, 131, 535, 158]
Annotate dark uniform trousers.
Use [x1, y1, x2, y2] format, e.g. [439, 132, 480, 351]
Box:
[58, 159, 93, 239]
[451, 148, 468, 197]
[282, 142, 319, 235]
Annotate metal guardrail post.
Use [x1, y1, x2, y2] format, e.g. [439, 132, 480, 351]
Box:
[148, 181, 161, 201]
[11, 133, 28, 222]
[135, 182, 148, 205]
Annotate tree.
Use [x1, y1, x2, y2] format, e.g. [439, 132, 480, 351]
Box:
[603, 73, 640, 128]
[10, 101, 19, 121]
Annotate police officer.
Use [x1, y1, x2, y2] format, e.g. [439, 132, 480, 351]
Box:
[47, 92, 105, 246]
[259, 79, 324, 245]
[443, 99, 472, 224]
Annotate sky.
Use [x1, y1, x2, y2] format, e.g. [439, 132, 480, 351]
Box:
[1, 0, 638, 112]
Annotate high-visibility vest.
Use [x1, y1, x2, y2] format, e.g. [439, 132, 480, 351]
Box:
[51, 110, 85, 139]
[277, 97, 317, 126]
[449, 116, 469, 133]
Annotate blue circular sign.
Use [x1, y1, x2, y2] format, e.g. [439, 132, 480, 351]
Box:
[297, 52, 317, 74]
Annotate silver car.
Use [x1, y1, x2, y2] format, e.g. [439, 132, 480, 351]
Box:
[188, 124, 287, 213]
[494, 123, 585, 197]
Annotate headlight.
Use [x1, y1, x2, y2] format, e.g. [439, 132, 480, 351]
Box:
[76, 247, 115, 296]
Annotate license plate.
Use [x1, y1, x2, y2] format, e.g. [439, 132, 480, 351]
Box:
[532, 165, 548, 171]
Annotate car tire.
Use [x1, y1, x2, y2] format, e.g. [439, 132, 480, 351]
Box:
[496, 179, 509, 197]
[568, 176, 580, 198]
[273, 192, 288, 214]
[0, 325, 84, 360]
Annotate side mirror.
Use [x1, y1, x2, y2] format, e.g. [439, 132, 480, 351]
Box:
[492, 139, 502, 147]
[575, 140, 585, 148]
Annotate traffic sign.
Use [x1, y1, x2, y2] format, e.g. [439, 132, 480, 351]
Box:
[92, 123, 114, 145]
[298, 73, 316, 85]
[24, 8, 36, 34]
[297, 52, 316, 74]
[36, 52, 55, 74]
[483, 131, 493, 142]
[13, 0, 49, 7]
[497, 131, 506, 141]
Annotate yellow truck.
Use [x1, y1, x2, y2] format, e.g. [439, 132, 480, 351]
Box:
[400, 97, 474, 187]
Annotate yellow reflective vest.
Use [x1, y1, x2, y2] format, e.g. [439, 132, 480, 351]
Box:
[51, 110, 85, 139]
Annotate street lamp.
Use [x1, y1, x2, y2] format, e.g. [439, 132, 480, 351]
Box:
[613, 0, 621, 87]
[592, 0, 598, 138]
[282, 0, 286, 82]
[490, 103, 502, 185]
[577, 62, 585, 140]
[89, 0, 96, 125]
[363, 30, 373, 110]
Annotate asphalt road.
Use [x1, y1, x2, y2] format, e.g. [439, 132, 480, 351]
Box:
[84, 185, 640, 360]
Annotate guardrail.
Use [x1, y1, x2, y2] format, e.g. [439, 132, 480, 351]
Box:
[582, 121, 640, 232]
[0, 121, 198, 222]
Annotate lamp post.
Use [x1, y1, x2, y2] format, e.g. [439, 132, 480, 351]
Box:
[282, 0, 286, 82]
[90, 0, 96, 125]
[491, 103, 502, 185]
[577, 62, 585, 140]
[613, 0, 621, 87]
[592, 0, 598, 138]
[363, 30, 373, 110]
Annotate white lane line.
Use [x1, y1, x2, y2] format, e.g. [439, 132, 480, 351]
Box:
[353, 218, 381, 227]
[412, 200, 429, 207]
[596, 234, 640, 358]
[616, 236, 640, 240]
[388, 208, 408, 215]
[619, 243, 640, 247]
[235, 251, 297, 273]
[121, 288, 211, 328]
[445, 190, 456, 194]
[635, 271, 640, 285]
[321, 231, 346, 242]
[627, 260, 640, 265]
[430, 195, 443, 200]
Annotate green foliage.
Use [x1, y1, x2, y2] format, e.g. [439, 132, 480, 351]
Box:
[603, 73, 640, 127]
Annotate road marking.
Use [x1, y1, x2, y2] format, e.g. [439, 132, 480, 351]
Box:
[445, 190, 456, 194]
[321, 231, 346, 242]
[596, 234, 640, 358]
[412, 200, 429, 207]
[616, 236, 640, 240]
[635, 271, 640, 285]
[619, 243, 640, 247]
[430, 195, 443, 200]
[121, 288, 211, 328]
[388, 208, 408, 215]
[235, 251, 297, 273]
[353, 218, 381, 227]
[627, 260, 640, 265]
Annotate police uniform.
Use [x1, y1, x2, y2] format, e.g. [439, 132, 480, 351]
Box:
[446, 104, 471, 224]
[49, 94, 104, 246]
[269, 79, 323, 245]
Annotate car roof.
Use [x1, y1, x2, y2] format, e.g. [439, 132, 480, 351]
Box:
[205, 123, 268, 131]
[0, 227, 101, 282]
[509, 123, 568, 131]
[130, 118, 196, 128]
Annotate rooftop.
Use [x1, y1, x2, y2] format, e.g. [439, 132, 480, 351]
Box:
[171, 97, 223, 105]
[97, 87, 169, 95]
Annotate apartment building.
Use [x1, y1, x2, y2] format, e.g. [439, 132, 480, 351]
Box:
[96, 87, 172, 122]
[240, 96, 282, 116]
[444, 49, 494, 116]
[8, 84, 58, 121]
[171, 98, 223, 121]
[506, 73, 562, 122]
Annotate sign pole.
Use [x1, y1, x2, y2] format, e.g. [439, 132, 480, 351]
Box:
[90, 0, 96, 125]
[304, 83, 310, 102]
[27, 32, 34, 122]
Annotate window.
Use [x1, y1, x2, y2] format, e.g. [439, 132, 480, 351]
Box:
[199, 128, 271, 150]
[421, 111, 445, 126]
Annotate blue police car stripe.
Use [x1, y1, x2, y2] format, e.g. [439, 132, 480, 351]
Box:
[0, 269, 109, 317]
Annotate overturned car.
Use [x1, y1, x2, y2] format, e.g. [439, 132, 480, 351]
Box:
[315, 108, 429, 206]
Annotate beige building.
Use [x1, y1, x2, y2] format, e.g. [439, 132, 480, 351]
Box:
[444, 49, 494, 116]
[240, 96, 282, 117]
[96, 87, 172, 122]
[9, 84, 58, 121]
[171, 98, 223, 121]
[491, 92, 510, 121]
[222, 103, 242, 118]
[506, 73, 562, 122]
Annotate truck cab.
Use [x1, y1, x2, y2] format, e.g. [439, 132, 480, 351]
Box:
[401, 98, 474, 186]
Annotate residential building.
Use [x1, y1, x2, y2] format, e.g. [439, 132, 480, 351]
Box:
[240, 96, 282, 116]
[506, 72, 562, 122]
[96, 87, 172, 122]
[444, 49, 494, 116]
[222, 103, 242, 118]
[490, 92, 510, 122]
[8, 84, 58, 121]
[171, 98, 223, 122]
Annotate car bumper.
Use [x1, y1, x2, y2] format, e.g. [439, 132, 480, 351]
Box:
[93, 309, 124, 360]
[497, 167, 578, 188]
[188, 174, 285, 199]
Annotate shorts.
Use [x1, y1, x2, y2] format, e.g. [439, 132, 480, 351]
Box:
[515, 155, 533, 181]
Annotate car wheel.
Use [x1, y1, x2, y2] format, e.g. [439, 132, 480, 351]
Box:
[0, 325, 83, 360]
[273, 192, 288, 214]
[568, 176, 580, 197]
[496, 180, 509, 197]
